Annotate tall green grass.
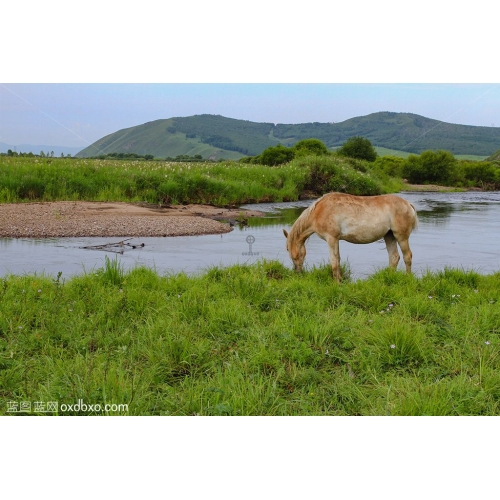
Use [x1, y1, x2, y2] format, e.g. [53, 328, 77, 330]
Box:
[0, 156, 399, 205]
[1, 263, 499, 415]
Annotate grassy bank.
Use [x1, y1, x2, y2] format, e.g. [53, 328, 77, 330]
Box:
[1, 261, 499, 416]
[0, 156, 402, 206]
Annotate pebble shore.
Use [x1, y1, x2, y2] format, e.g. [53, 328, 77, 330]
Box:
[0, 201, 235, 238]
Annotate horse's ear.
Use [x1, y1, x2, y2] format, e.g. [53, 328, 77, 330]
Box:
[283, 229, 289, 238]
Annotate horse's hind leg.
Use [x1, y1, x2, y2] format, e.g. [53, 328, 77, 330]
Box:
[397, 238, 413, 273]
[326, 236, 341, 282]
[384, 231, 400, 269]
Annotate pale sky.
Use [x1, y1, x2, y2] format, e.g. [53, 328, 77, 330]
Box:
[1, 83, 499, 149]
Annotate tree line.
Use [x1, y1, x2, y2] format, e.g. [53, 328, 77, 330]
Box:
[2, 150, 73, 158]
[240, 137, 377, 166]
[86, 153, 213, 162]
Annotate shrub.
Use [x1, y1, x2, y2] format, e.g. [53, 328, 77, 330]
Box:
[258, 144, 295, 166]
[460, 160, 500, 188]
[337, 137, 377, 162]
[402, 150, 457, 185]
[242, 139, 329, 166]
[373, 156, 405, 178]
[292, 139, 329, 157]
[294, 155, 382, 195]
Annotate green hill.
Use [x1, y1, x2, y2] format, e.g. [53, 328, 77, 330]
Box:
[76, 112, 500, 159]
[273, 112, 500, 155]
[487, 148, 500, 161]
[77, 116, 278, 160]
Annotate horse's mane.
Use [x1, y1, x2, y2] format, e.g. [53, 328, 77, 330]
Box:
[289, 197, 322, 242]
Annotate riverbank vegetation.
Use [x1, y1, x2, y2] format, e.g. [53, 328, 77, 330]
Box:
[1, 138, 499, 207]
[1, 262, 499, 415]
[0, 154, 400, 205]
[375, 150, 500, 189]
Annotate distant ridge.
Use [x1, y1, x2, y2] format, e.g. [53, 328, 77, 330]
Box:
[76, 112, 500, 159]
[0, 143, 82, 157]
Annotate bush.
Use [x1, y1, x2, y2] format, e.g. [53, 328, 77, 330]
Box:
[460, 160, 500, 188]
[292, 138, 329, 157]
[373, 156, 405, 178]
[241, 139, 329, 166]
[337, 136, 377, 162]
[402, 154, 426, 183]
[258, 144, 295, 166]
[403, 150, 457, 185]
[294, 155, 383, 195]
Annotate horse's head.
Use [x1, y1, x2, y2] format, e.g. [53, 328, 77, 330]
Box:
[283, 229, 306, 272]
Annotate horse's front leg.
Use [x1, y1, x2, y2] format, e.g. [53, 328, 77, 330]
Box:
[326, 236, 341, 282]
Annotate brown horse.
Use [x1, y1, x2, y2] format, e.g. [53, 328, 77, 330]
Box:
[283, 192, 418, 282]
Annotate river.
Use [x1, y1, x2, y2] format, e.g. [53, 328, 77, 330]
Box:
[1, 191, 499, 280]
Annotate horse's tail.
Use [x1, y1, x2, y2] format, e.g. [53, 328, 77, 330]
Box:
[410, 203, 418, 231]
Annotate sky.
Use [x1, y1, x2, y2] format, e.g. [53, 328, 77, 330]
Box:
[1, 83, 499, 150]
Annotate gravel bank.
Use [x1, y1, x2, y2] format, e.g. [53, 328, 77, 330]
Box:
[0, 201, 264, 238]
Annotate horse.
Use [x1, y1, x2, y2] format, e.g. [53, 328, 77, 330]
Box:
[283, 192, 418, 282]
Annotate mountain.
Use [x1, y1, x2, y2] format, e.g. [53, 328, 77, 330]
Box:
[76, 116, 277, 160]
[0, 143, 83, 157]
[76, 113, 500, 159]
[487, 151, 500, 161]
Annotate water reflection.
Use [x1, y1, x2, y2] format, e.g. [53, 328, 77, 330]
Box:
[416, 201, 457, 225]
[0, 237, 60, 248]
[244, 207, 306, 229]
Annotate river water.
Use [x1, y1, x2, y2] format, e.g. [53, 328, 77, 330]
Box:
[1, 191, 499, 280]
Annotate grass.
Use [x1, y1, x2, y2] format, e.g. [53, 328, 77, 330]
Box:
[374, 147, 488, 162]
[374, 147, 412, 159]
[1, 262, 499, 416]
[0, 155, 398, 206]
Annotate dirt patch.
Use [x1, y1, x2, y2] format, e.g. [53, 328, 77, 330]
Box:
[402, 184, 466, 192]
[0, 201, 265, 238]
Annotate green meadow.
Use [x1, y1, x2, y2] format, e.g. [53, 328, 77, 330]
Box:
[2, 261, 499, 416]
[0, 155, 401, 205]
